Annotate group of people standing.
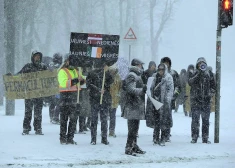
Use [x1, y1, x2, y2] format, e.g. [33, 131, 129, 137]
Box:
[122, 56, 215, 155]
[13, 50, 215, 156]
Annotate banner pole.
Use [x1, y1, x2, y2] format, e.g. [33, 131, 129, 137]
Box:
[100, 68, 106, 104]
[77, 67, 82, 104]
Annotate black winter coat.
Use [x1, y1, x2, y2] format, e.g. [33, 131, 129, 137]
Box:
[188, 58, 216, 107]
[123, 66, 145, 120]
[86, 68, 114, 106]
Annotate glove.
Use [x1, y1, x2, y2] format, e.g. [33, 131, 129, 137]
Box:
[142, 84, 147, 94]
[71, 78, 79, 86]
[172, 91, 179, 101]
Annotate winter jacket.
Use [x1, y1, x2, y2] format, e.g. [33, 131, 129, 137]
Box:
[177, 69, 187, 105]
[86, 68, 114, 106]
[109, 68, 122, 109]
[17, 52, 48, 74]
[142, 61, 157, 84]
[146, 64, 174, 128]
[188, 57, 216, 107]
[122, 66, 145, 120]
[58, 68, 81, 106]
[168, 68, 180, 109]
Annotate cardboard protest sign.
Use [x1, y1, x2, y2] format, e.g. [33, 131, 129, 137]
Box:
[69, 32, 120, 67]
[3, 70, 59, 100]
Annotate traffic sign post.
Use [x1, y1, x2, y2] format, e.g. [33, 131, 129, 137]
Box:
[124, 28, 137, 63]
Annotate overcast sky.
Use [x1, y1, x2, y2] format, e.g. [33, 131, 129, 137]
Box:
[159, 0, 234, 73]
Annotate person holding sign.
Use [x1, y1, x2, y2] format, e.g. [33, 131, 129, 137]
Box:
[58, 55, 85, 145]
[86, 62, 114, 145]
[150, 63, 174, 146]
[17, 50, 48, 135]
[122, 58, 146, 156]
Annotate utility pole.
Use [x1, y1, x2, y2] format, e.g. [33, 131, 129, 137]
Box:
[215, 0, 233, 143]
[215, 0, 222, 144]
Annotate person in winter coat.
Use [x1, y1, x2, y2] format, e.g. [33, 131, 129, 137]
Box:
[188, 57, 216, 144]
[175, 69, 187, 116]
[47, 53, 63, 124]
[122, 58, 147, 155]
[108, 66, 122, 137]
[185, 64, 195, 117]
[17, 50, 48, 135]
[75, 67, 89, 134]
[86, 62, 114, 145]
[58, 55, 85, 145]
[142, 61, 157, 84]
[160, 57, 180, 141]
[151, 63, 174, 146]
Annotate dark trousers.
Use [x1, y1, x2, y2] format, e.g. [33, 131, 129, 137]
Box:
[126, 120, 139, 147]
[191, 105, 210, 140]
[60, 105, 77, 141]
[78, 116, 86, 131]
[23, 98, 43, 131]
[53, 104, 60, 122]
[153, 110, 168, 141]
[86, 117, 91, 128]
[109, 108, 117, 132]
[90, 104, 109, 141]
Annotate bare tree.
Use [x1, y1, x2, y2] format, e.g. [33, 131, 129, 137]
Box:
[150, 0, 178, 61]
[4, 0, 17, 115]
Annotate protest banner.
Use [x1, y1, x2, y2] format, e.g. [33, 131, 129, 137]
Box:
[69, 32, 120, 67]
[3, 70, 59, 100]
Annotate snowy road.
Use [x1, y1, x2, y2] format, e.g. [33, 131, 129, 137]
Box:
[0, 97, 235, 168]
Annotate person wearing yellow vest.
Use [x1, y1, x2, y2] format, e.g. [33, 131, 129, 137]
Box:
[58, 55, 84, 145]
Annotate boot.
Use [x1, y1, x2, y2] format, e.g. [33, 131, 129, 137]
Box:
[22, 130, 29, 135]
[132, 144, 146, 154]
[109, 130, 117, 138]
[101, 137, 109, 145]
[191, 139, 197, 144]
[60, 138, 67, 145]
[153, 139, 160, 145]
[159, 140, 166, 146]
[202, 139, 211, 144]
[67, 139, 77, 145]
[35, 129, 44, 135]
[90, 137, 96, 145]
[125, 146, 133, 155]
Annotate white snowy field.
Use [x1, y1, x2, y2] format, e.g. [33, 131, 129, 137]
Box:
[0, 73, 234, 168]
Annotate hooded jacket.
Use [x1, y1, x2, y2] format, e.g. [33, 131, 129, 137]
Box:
[142, 61, 157, 84]
[145, 64, 174, 128]
[17, 51, 48, 74]
[188, 57, 216, 106]
[86, 67, 114, 106]
[122, 66, 145, 120]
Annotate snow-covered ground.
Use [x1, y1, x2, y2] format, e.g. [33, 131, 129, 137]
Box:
[0, 73, 234, 168]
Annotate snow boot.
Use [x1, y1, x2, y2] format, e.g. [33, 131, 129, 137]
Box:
[22, 130, 29, 135]
[202, 139, 211, 144]
[35, 129, 44, 135]
[133, 144, 146, 154]
[101, 137, 109, 145]
[159, 140, 166, 146]
[67, 139, 77, 145]
[109, 131, 117, 138]
[125, 146, 133, 155]
[90, 137, 96, 145]
[191, 139, 197, 144]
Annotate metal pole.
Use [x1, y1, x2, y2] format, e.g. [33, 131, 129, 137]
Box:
[129, 45, 131, 63]
[215, 0, 222, 143]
